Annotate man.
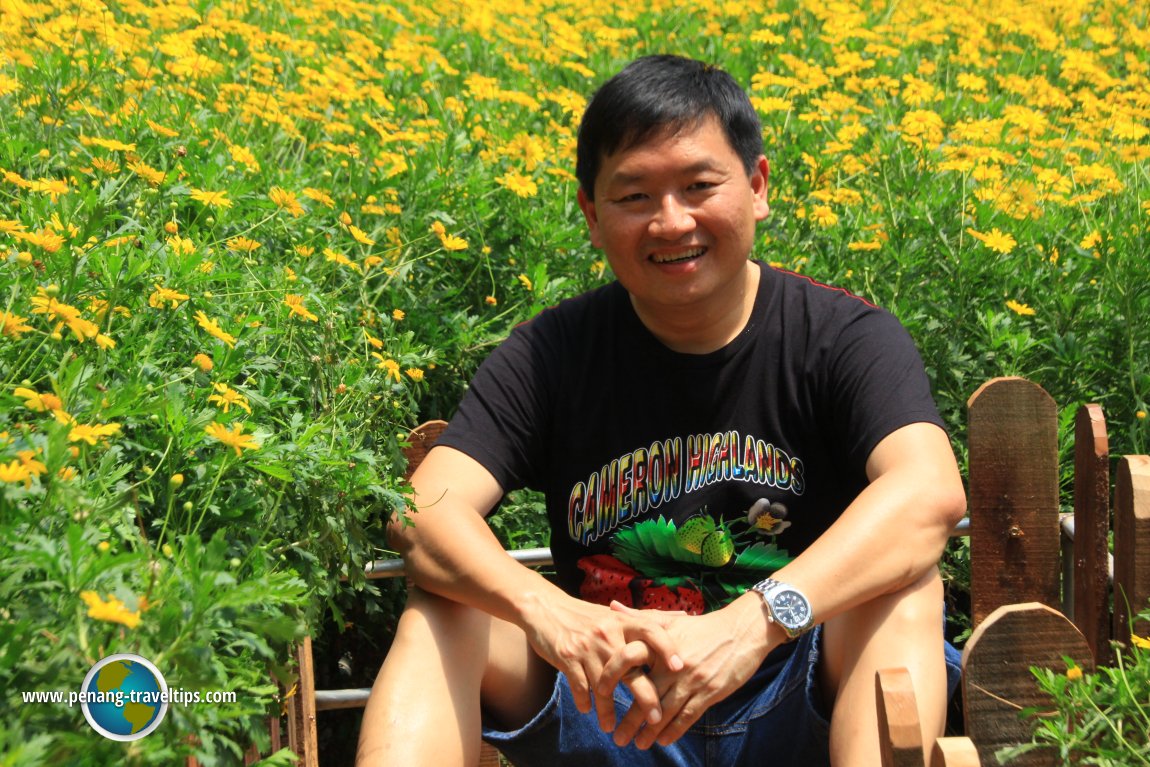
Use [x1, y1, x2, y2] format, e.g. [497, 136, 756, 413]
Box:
[358, 54, 966, 766]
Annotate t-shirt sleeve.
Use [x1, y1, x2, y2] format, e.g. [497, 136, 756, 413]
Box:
[435, 317, 556, 493]
[824, 307, 945, 471]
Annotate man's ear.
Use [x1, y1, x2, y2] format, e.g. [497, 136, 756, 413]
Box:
[577, 187, 603, 249]
[751, 155, 770, 221]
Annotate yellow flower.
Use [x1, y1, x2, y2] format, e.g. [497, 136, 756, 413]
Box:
[68, 422, 122, 446]
[228, 143, 260, 172]
[302, 187, 335, 208]
[148, 284, 190, 309]
[430, 221, 468, 251]
[1080, 230, 1102, 250]
[967, 227, 1017, 254]
[406, 368, 424, 382]
[269, 186, 304, 217]
[848, 240, 882, 251]
[167, 235, 195, 256]
[1006, 300, 1036, 316]
[0, 312, 33, 338]
[371, 353, 402, 382]
[485, 295, 498, 306]
[226, 236, 261, 253]
[204, 421, 260, 457]
[809, 205, 839, 228]
[190, 188, 233, 209]
[0, 459, 32, 486]
[193, 311, 236, 348]
[14, 387, 63, 412]
[95, 334, 115, 350]
[1131, 634, 1150, 650]
[284, 294, 318, 322]
[30, 290, 100, 341]
[192, 353, 214, 372]
[208, 383, 252, 414]
[1065, 664, 1083, 682]
[127, 160, 166, 186]
[80, 591, 141, 629]
[496, 172, 539, 198]
[164, 220, 179, 235]
[1137, 411, 1147, 420]
[392, 309, 405, 321]
[517, 274, 533, 291]
[349, 225, 375, 246]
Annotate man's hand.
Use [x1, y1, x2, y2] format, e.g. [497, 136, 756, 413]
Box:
[518, 593, 685, 734]
[599, 595, 780, 749]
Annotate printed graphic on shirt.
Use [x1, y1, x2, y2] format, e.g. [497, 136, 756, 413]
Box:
[566, 430, 805, 546]
[576, 499, 795, 615]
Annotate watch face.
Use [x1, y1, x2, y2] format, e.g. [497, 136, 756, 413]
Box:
[772, 590, 810, 629]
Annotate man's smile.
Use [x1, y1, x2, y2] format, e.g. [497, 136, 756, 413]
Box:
[650, 247, 707, 264]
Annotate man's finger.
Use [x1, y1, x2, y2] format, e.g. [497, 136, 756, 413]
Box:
[607, 604, 684, 673]
[611, 670, 664, 746]
[595, 641, 651, 732]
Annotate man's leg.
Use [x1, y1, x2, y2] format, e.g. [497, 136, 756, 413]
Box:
[819, 566, 948, 767]
[356, 586, 555, 766]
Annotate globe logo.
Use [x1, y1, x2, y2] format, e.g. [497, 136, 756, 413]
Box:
[80, 654, 169, 741]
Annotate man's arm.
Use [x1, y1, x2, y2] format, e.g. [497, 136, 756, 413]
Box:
[601, 421, 967, 748]
[389, 443, 683, 721]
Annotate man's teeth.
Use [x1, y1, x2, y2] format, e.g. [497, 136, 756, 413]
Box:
[651, 247, 705, 264]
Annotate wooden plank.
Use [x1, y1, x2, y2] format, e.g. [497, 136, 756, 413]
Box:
[1072, 404, 1111, 666]
[402, 419, 448, 481]
[1113, 455, 1150, 641]
[479, 743, 503, 767]
[876, 667, 925, 767]
[286, 636, 320, 767]
[962, 603, 1093, 767]
[967, 378, 1060, 627]
[931, 737, 982, 767]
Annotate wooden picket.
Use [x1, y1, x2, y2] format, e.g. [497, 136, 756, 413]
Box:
[1114, 455, 1150, 641]
[1072, 403, 1110, 665]
[272, 377, 1150, 767]
[967, 377, 1060, 627]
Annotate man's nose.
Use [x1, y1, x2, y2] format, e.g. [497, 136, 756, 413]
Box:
[648, 195, 696, 238]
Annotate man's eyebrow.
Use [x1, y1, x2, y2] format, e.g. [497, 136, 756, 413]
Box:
[605, 159, 728, 187]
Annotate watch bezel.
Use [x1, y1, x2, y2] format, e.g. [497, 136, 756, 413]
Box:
[751, 577, 813, 640]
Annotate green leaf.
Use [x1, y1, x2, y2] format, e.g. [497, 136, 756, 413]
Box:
[250, 463, 294, 482]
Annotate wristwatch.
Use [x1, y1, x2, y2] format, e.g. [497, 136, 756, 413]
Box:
[751, 578, 813, 640]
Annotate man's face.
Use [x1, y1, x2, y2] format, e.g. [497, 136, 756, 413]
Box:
[577, 116, 770, 318]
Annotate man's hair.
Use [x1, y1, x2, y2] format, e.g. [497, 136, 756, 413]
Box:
[575, 55, 763, 199]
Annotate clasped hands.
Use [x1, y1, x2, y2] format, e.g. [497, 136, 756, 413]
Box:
[529, 594, 773, 751]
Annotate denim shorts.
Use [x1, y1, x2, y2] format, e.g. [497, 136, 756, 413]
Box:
[483, 630, 963, 767]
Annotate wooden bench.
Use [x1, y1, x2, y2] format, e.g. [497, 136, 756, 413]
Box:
[279, 377, 1150, 766]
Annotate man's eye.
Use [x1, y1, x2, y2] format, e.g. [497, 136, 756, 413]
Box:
[688, 181, 716, 191]
[615, 193, 646, 203]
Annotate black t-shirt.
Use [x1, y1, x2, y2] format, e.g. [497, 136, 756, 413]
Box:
[438, 262, 944, 613]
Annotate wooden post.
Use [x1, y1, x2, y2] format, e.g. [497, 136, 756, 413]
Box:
[1113, 455, 1150, 641]
[402, 419, 448, 481]
[1073, 404, 1110, 665]
[876, 667, 925, 767]
[962, 603, 1093, 767]
[967, 378, 1060, 627]
[286, 635, 319, 767]
[932, 737, 982, 767]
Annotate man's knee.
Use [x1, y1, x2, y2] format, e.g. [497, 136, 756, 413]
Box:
[819, 568, 945, 694]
